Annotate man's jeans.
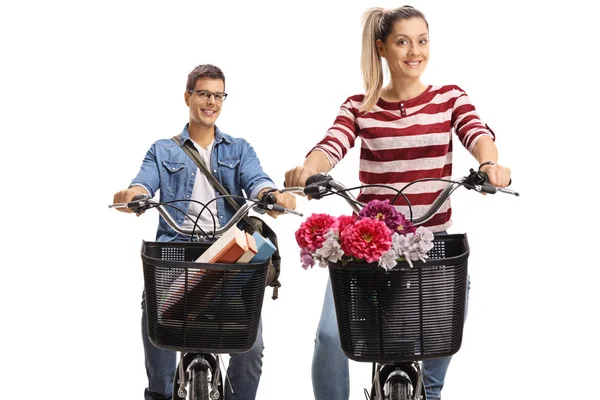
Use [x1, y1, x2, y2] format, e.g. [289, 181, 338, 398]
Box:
[312, 276, 470, 400]
[141, 293, 264, 400]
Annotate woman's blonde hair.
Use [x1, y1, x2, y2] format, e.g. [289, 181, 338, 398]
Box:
[360, 6, 428, 113]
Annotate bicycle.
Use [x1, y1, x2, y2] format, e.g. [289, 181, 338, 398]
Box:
[283, 168, 519, 400]
[109, 192, 300, 400]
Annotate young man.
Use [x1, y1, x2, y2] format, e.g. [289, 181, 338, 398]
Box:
[114, 64, 295, 400]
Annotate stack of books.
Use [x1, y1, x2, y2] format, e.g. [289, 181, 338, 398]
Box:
[195, 225, 276, 264]
[158, 225, 277, 321]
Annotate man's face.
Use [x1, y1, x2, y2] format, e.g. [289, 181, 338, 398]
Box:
[185, 77, 225, 127]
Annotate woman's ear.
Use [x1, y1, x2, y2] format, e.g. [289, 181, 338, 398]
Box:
[376, 39, 386, 59]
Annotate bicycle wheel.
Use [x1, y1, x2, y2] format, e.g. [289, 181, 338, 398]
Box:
[389, 379, 409, 400]
[190, 367, 210, 400]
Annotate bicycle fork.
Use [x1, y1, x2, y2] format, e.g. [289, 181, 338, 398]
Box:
[370, 362, 425, 400]
[176, 352, 223, 399]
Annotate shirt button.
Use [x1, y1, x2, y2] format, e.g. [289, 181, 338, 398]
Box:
[213, 169, 217, 173]
[192, 172, 195, 176]
[186, 195, 190, 198]
[219, 215, 224, 219]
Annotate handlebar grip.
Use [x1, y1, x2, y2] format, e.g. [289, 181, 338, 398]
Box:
[132, 194, 149, 201]
[270, 204, 286, 213]
[127, 194, 150, 210]
[303, 185, 323, 197]
[306, 173, 331, 186]
[478, 171, 512, 187]
[479, 183, 497, 194]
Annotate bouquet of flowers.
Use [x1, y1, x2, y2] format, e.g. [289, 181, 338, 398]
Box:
[295, 199, 435, 270]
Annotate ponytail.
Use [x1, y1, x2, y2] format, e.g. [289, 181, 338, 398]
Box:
[360, 7, 385, 113]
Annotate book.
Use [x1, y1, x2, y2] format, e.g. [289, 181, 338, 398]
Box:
[236, 232, 258, 263]
[196, 225, 248, 263]
[250, 232, 277, 263]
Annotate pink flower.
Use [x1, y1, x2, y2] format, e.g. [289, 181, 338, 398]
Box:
[340, 218, 392, 263]
[336, 215, 357, 235]
[295, 213, 338, 252]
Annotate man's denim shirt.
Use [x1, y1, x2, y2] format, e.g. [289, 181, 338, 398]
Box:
[131, 124, 275, 242]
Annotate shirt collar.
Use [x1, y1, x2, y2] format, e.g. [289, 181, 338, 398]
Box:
[179, 123, 231, 145]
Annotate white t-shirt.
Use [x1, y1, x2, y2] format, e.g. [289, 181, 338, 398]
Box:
[180, 139, 220, 234]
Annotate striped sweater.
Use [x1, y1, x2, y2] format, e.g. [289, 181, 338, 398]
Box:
[309, 85, 495, 232]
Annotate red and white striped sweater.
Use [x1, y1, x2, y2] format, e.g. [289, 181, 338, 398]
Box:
[309, 85, 495, 232]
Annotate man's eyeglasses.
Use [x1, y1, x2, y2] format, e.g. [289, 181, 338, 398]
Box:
[188, 90, 228, 102]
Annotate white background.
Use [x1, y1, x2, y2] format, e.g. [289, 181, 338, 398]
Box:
[1, 0, 599, 399]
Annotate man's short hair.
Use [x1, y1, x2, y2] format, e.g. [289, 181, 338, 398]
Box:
[186, 64, 225, 91]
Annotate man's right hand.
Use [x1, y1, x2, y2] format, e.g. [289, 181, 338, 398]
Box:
[113, 186, 149, 213]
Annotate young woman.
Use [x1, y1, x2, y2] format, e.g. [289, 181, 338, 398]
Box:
[284, 6, 511, 400]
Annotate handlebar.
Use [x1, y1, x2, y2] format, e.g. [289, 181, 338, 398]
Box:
[281, 168, 519, 226]
[109, 192, 302, 239]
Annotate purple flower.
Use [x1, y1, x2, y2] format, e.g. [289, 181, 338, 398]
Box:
[395, 213, 416, 235]
[359, 199, 413, 233]
[300, 249, 316, 270]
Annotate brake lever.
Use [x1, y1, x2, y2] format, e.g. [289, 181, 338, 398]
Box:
[303, 173, 333, 199]
[464, 169, 519, 196]
[255, 191, 304, 216]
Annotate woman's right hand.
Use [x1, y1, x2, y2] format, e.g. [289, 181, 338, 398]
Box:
[285, 151, 333, 193]
[284, 166, 317, 191]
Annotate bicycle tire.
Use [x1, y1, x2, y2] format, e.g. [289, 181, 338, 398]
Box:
[389, 379, 409, 400]
[190, 367, 210, 400]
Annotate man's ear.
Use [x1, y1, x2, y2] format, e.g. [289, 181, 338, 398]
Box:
[376, 39, 386, 58]
[184, 91, 191, 106]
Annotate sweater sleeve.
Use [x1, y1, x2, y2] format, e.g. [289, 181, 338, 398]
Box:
[451, 87, 496, 153]
[306, 97, 360, 168]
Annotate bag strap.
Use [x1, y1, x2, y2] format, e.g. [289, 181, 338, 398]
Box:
[171, 135, 257, 230]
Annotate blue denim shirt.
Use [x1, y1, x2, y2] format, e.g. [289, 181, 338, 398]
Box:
[131, 124, 275, 242]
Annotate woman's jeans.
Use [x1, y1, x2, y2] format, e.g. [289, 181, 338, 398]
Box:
[312, 272, 470, 400]
[141, 293, 264, 400]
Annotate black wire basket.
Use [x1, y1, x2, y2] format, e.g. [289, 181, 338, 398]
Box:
[328, 234, 469, 362]
[141, 240, 269, 353]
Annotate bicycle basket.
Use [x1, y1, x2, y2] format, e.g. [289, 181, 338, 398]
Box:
[141, 240, 269, 353]
[328, 234, 469, 362]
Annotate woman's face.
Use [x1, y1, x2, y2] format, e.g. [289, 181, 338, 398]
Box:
[377, 17, 430, 80]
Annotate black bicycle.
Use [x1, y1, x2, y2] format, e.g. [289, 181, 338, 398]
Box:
[109, 193, 299, 400]
[284, 168, 519, 400]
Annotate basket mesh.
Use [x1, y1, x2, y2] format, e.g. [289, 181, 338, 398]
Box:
[141, 241, 268, 353]
[328, 234, 469, 362]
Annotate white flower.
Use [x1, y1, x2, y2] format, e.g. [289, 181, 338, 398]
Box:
[378, 248, 398, 270]
[393, 227, 435, 267]
[315, 229, 344, 266]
